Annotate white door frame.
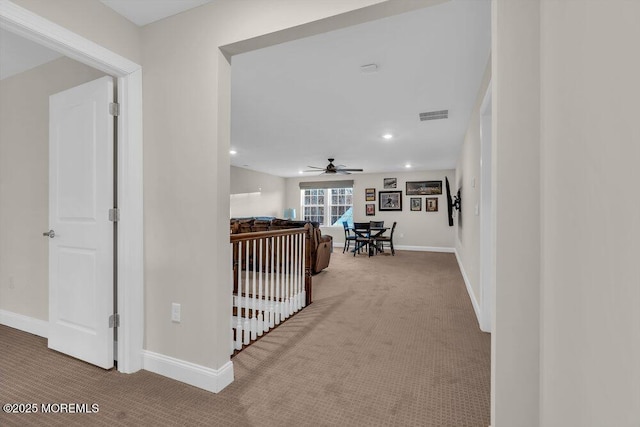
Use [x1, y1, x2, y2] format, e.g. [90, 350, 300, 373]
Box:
[0, 1, 144, 373]
[479, 80, 493, 333]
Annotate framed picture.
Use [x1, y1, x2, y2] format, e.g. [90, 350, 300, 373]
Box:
[379, 191, 402, 211]
[410, 198, 422, 211]
[383, 177, 397, 189]
[426, 197, 438, 212]
[365, 203, 375, 216]
[406, 180, 442, 195]
[365, 188, 376, 201]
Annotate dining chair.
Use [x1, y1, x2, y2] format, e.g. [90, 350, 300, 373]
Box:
[369, 221, 384, 228]
[342, 221, 357, 253]
[374, 221, 397, 256]
[352, 222, 371, 256]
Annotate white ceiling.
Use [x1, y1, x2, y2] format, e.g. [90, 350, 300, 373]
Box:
[231, 0, 491, 178]
[2, 0, 490, 179]
[0, 1, 214, 80]
[0, 28, 63, 80]
[100, 0, 213, 26]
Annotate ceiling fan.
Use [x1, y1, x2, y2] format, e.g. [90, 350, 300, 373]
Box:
[304, 158, 364, 175]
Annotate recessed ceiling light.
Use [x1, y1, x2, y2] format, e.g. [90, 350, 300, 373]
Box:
[229, 150, 237, 155]
[405, 163, 412, 168]
[298, 170, 303, 174]
[382, 133, 393, 140]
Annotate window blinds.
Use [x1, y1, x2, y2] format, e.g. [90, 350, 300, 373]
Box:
[298, 180, 354, 190]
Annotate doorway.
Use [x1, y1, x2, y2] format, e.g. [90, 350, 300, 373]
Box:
[479, 80, 493, 333]
[0, 3, 143, 373]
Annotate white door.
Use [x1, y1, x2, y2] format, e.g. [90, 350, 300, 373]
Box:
[48, 76, 115, 369]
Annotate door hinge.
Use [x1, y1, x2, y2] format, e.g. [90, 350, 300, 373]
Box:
[109, 313, 120, 328]
[109, 208, 120, 222]
[109, 102, 120, 116]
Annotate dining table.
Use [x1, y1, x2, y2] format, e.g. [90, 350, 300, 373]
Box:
[351, 225, 389, 256]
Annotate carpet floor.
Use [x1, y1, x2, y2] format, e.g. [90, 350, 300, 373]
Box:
[0, 250, 490, 426]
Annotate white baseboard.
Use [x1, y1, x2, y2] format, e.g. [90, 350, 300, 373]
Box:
[0, 309, 48, 338]
[454, 249, 482, 330]
[395, 245, 455, 253]
[142, 350, 234, 393]
[334, 242, 454, 253]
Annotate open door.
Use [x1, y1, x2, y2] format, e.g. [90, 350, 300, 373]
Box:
[47, 76, 115, 369]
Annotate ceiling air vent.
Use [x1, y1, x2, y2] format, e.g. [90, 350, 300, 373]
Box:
[419, 110, 448, 121]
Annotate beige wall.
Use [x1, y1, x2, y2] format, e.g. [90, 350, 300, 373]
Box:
[285, 170, 455, 250]
[230, 166, 285, 218]
[455, 59, 491, 310]
[11, 0, 440, 374]
[140, 0, 418, 369]
[12, 0, 141, 64]
[12, 1, 640, 421]
[492, 0, 540, 425]
[540, 1, 640, 425]
[0, 57, 107, 320]
[492, 1, 640, 425]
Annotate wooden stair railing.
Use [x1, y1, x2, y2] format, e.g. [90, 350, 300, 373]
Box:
[230, 225, 312, 353]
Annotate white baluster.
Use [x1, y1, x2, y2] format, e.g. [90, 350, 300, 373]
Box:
[257, 237, 264, 336]
[282, 234, 287, 320]
[275, 235, 281, 325]
[301, 232, 306, 307]
[235, 241, 243, 350]
[283, 234, 290, 320]
[292, 232, 298, 314]
[250, 239, 257, 341]
[269, 236, 275, 329]
[296, 233, 302, 310]
[263, 236, 270, 333]
[299, 232, 303, 309]
[243, 241, 250, 345]
[293, 233, 298, 313]
[288, 234, 293, 317]
[282, 234, 291, 320]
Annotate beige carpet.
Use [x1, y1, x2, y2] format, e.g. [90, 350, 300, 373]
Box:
[0, 250, 490, 426]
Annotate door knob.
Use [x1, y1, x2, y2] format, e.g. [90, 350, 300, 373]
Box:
[42, 230, 55, 238]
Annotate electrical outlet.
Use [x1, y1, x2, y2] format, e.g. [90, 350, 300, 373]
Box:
[171, 303, 181, 323]
[8, 276, 14, 289]
[398, 233, 404, 238]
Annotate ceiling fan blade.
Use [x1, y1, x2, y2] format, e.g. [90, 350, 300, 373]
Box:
[305, 160, 362, 174]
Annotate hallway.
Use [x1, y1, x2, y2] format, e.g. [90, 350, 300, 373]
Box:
[0, 250, 489, 426]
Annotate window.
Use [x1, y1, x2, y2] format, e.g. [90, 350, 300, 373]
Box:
[303, 188, 325, 225]
[301, 187, 353, 226]
[330, 188, 353, 226]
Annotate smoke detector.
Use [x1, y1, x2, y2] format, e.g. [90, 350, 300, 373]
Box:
[360, 63, 378, 73]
